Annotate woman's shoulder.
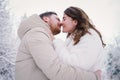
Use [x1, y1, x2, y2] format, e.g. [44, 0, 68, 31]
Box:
[89, 29, 98, 35]
[87, 29, 100, 39]
[80, 29, 101, 43]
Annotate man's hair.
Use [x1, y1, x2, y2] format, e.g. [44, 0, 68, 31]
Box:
[39, 11, 57, 19]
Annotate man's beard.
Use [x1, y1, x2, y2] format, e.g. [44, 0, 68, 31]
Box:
[50, 27, 61, 35]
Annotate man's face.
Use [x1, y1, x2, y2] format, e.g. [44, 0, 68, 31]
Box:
[48, 14, 61, 35]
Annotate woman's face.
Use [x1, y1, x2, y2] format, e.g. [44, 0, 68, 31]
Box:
[61, 14, 77, 33]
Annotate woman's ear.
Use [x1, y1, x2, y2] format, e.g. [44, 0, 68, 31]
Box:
[73, 20, 78, 26]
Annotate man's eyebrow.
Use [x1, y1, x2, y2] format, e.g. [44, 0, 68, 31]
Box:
[57, 18, 60, 21]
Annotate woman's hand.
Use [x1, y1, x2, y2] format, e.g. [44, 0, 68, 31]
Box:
[95, 70, 101, 80]
[50, 33, 54, 41]
[47, 30, 54, 41]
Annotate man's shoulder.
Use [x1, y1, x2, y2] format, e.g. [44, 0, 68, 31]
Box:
[25, 27, 50, 40]
[31, 27, 46, 32]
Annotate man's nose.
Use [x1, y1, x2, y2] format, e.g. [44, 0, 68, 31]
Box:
[59, 22, 63, 26]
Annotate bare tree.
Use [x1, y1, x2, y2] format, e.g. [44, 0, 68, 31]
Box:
[0, 0, 15, 80]
[106, 34, 120, 80]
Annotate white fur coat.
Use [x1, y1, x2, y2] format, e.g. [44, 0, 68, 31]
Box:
[53, 29, 106, 72]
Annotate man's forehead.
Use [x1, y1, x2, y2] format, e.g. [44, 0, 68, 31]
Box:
[51, 14, 60, 19]
[51, 14, 58, 17]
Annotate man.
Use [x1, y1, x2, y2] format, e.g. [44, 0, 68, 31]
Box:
[15, 12, 99, 80]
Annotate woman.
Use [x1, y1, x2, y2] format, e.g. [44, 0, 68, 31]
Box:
[53, 6, 106, 79]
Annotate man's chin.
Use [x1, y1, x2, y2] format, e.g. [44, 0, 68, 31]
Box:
[53, 30, 61, 35]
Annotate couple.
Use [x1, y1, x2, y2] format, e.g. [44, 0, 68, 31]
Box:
[15, 6, 105, 80]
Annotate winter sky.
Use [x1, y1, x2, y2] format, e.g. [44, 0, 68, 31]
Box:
[9, 0, 120, 43]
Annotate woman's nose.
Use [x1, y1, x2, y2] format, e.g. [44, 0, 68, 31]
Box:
[60, 21, 64, 25]
[58, 22, 62, 26]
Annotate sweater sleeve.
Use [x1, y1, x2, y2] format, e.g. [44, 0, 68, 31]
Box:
[53, 33, 104, 71]
[26, 31, 97, 80]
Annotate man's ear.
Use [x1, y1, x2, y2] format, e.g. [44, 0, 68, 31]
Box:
[43, 16, 49, 22]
